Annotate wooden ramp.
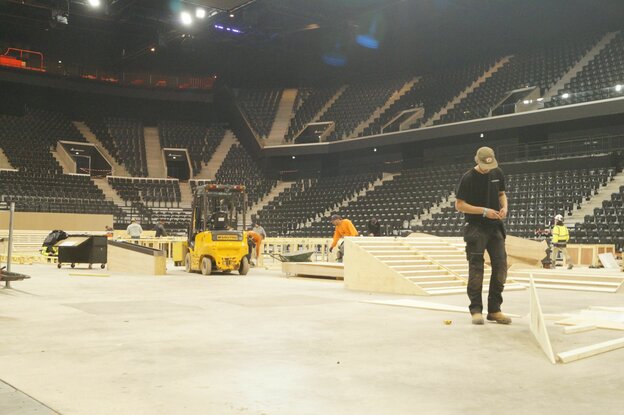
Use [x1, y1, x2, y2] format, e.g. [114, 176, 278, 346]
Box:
[509, 268, 624, 293]
[282, 262, 343, 280]
[344, 236, 524, 296]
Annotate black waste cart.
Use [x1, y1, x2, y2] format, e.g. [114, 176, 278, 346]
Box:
[56, 235, 107, 269]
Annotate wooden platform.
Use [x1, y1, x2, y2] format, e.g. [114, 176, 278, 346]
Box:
[282, 262, 344, 280]
[509, 267, 624, 293]
[344, 236, 525, 296]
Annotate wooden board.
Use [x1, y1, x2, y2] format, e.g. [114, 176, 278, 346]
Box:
[282, 262, 344, 279]
[557, 337, 624, 363]
[365, 298, 521, 317]
[598, 253, 619, 269]
[529, 276, 557, 364]
[555, 318, 624, 331]
[563, 324, 596, 334]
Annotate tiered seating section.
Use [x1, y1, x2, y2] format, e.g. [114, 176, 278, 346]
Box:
[215, 144, 276, 207]
[158, 121, 225, 175]
[436, 37, 599, 125]
[362, 62, 494, 136]
[574, 182, 624, 249]
[285, 86, 341, 142]
[237, 89, 283, 138]
[268, 34, 616, 142]
[0, 107, 85, 174]
[419, 167, 614, 239]
[548, 32, 624, 107]
[105, 117, 148, 177]
[84, 116, 148, 177]
[108, 177, 181, 207]
[253, 173, 380, 237]
[0, 170, 122, 217]
[319, 79, 406, 141]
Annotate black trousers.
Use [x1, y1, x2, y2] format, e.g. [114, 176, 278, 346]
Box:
[463, 222, 508, 314]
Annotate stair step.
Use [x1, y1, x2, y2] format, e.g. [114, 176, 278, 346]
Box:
[417, 280, 466, 287]
[396, 269, 450, 276]
[403, 275, 455, 282]
[399, 265, 443, 272]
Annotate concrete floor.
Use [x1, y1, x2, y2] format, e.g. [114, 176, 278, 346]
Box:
[1, 262, 623, 415]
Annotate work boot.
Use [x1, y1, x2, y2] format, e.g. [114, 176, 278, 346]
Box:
[471, 313, 484, 325]
[487, 312, 512, 324]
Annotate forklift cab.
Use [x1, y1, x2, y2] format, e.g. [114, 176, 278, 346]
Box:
[185, 184, 250, 275]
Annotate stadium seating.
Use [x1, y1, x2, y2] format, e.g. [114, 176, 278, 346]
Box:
[418, 167, 615, 239]
[104, 117, 148, 177]
[436, 36, 599, 125]
[285, 86, 341, 142]
[254, 173, 381, 237]
[573, 182, 624, 249]
[362, 62, 494, 136]
[108, 177, 182, 207]
[0, 170, 123, 218]
[237, 88, 283, 138]
[0, 107, 86, 174]
[214, 144, 276, 207]
[158, 121, 226, 175]
[319, 79, 407, 141]
[547, 32, 624, 107]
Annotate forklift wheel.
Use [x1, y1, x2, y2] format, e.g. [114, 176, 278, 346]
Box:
[238, 257, 250, 276]
[71, 263, 75, 268]
[201, 257, 212, 276]
[184, 253, 193, 273]
[57, 263, 61, 269]
[101, 264, 106, 269]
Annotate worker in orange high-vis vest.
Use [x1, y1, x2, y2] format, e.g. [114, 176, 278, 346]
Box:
[247, 229, 263, 266]
[329, 214, 359, 262]
[551, 214, 573, 269]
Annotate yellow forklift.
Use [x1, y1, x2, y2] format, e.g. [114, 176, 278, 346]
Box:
[184, 184, 250, 275]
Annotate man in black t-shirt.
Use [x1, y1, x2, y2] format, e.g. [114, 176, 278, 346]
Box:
[455, 147, 511, 325]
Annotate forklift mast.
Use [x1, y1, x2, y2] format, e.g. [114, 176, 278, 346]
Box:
[189, 184, 247, 242]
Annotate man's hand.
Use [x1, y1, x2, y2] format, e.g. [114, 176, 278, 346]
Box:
[499, 207, 508, 219]
[485, 209, 502, 220]
[329, 247, 334, 253]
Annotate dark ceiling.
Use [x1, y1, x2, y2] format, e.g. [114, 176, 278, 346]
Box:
[1, 0, 624, 86]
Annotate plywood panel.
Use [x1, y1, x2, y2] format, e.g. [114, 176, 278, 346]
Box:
[107, 243, 166, 276]
[0, 212, 112, 232]
[529, 276, 557, 364]
[344, 239, 428, 296]
[282, 262, 344, 279]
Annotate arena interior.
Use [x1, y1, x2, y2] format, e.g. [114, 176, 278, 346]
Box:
[1, 1, 624, 414]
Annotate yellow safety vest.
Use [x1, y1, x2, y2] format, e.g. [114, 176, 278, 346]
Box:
[552, 224, 570, 244]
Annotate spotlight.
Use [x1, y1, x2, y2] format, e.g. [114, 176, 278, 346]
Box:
[562, 93, 570, 99]
[537, 97, 544, 102]
[229, 13, 235, 18]
[87, 0, 101, 7]
[373, 148, 377, 152]
[480, 133, 484, 138]
[196, 7, 206, 19]
[616, 84, 623, 92]
[180, 11, 193, 26]
[150, 47, 156, 52]
[523, 99, 530, 105]
[292, 156, 296, 160]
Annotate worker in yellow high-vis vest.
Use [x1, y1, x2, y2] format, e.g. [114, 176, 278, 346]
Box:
[551, 214, 573, 269]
